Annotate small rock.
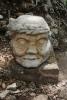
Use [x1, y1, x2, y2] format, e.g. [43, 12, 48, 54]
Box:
[32, 94, 48, 100]
[0, 15, 3, 19]
[7, 83, 17, 91]
[6, 95, 16, 100]
[0, 90, 9, 99]
[2, 83, 6, 89]
[30, 93, 36, 96]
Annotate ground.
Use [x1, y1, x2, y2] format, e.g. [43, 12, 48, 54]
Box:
[56, 50, 67, 80]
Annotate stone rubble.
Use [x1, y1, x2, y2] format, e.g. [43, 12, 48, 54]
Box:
[0, 80, 67, 100]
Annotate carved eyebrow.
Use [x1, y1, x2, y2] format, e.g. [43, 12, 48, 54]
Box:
[37, 37, 48, 41]
[37, 34, 48, 39]
[16, 37, 28, 41]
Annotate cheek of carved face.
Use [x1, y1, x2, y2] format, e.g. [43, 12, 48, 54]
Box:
[11, 38, 28, 56]
[37, 38, 47, 54]
[10, 34, 51, 68]
[37, 39, 51, 56]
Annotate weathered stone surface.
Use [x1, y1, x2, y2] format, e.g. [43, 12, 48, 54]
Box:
[7, 15, 50, 34]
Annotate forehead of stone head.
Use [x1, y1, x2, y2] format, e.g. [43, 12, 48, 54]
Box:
[7, 15, 50, 35]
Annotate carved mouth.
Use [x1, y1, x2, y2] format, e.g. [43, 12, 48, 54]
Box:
[23, 58, 39, 60]
[23, 55, 40, 60]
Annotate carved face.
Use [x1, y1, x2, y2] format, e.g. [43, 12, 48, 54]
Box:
[10, 33, 51, 68]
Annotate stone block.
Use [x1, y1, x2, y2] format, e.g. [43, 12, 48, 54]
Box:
[39, 63, 59, 83]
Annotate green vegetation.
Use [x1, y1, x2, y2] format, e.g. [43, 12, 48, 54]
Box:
[64, 0, 67, 6]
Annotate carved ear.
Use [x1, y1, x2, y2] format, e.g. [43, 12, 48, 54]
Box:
[6, 18, 16, 37]
[9, 18, 15, 25]
[7, 18, 16, 31]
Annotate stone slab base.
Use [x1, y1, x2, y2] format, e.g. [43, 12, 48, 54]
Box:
[8, 62, 59, 84]
[0, 49, 59, 84]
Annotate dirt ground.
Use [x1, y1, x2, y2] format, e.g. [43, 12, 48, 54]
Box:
[55, 51, 67, 81]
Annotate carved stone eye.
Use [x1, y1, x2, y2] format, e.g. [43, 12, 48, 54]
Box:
[12, 38, 28, 56]
[37, 39, 46, 45]
[17, 38, 27, 45]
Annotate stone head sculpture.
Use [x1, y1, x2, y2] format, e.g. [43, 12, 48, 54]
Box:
[7, 15, 52, 68]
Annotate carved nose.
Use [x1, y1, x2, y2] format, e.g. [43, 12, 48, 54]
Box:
[27, 45, 37, 54]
